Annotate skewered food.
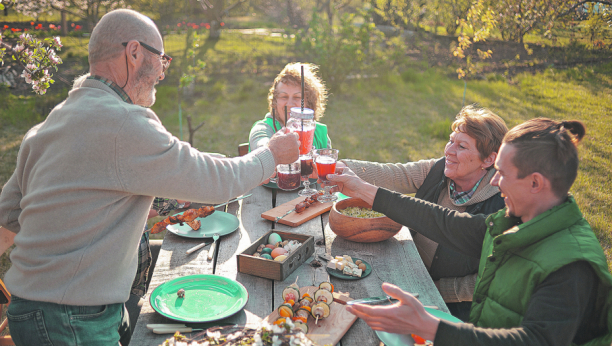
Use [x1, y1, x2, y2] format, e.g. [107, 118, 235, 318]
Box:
[295, 191, 324, 213]
[295, 306, 311, 321]
[298, 293, 314, 307]
[186, 220, 201, 231]
[150, 206, 215, 234]
[282, 285, 301, 303]
[278, 303, 294, 318]
[314, 289, 333, 304]
[292, 321, 309, 333]
[311, 301, 331, 324]
[318, 282, 334, 292]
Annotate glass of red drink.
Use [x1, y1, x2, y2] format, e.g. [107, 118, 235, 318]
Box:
[298, 148, 317, 197]
[313, 148, 339, 203]
[270, 160, 301, 191]
[287, 107, 315, 156]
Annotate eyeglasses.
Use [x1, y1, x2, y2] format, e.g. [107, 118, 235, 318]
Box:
[122, 41, 172, 73]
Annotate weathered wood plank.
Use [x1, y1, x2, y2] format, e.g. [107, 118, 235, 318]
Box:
[214, 186, 276, 327]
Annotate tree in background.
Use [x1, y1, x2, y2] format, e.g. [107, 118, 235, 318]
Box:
[197, 0, 247, 39]
[14, 0, 125, 33]
[434, 0, 471, 35]
[248, 0, 312, 29]
[451, 0, 495, 104]
[493, 0, 612, 44]
[315, 0, 356, 26]
[371, 0, 429, 30]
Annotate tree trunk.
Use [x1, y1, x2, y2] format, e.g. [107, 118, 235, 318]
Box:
[186, 114, 205, 146]
[61, 11, 68, 36]
[209, 21, 222, 39]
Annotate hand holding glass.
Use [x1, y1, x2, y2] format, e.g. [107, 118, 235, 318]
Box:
[313, 148, 339, 203]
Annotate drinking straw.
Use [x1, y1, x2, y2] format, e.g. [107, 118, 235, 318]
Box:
[301, 65, 305, 112]
[301, 65, 305, 133]
[284, 106, 288, 127]
[272, 108, 278, 132]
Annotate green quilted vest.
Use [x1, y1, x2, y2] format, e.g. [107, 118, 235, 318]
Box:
[469, 196, 612, 346]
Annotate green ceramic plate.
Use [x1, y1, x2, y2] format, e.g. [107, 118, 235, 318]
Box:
[375, 307, 462, 345]
[326, 257, 372, 280]
[165, 211, 239, 239]
[150, 275, 249, 323]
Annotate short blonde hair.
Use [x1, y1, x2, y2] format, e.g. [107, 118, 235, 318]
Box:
[268, 63, 328, 121]
[451, 105, 508, 160]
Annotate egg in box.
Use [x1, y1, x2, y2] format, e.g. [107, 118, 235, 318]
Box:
[237, 230, 315, 281]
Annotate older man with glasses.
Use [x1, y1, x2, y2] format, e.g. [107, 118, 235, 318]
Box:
[0, 9, 300, 346]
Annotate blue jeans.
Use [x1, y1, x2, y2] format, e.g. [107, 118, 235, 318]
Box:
[7, 296, 131, 346]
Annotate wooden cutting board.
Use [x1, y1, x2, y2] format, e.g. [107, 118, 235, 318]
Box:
[261, 196, 333, 227]
[263, 286, 357, 346]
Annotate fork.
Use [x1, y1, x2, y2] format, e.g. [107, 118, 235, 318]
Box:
[207, 233, 220, 260]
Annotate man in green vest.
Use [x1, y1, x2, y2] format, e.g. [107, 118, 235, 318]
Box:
[330, 118, 612, 345]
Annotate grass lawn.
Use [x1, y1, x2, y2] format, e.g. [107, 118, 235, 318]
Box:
[1, 28, 611, 289]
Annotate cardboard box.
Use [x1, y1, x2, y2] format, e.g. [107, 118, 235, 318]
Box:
[237, 230, 314, 281]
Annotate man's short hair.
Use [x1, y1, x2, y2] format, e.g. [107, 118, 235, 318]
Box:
[503, 118, 586, 198]
[88, 9, 159, 66]
[451, 105, 508, 161]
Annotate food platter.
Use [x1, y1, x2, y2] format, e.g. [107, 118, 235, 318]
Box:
[326, 257, 372, 280]
[263, 285, 357, 346]
[150, 274, 248, 323]
[165, 211, 239, 239]
[375, 307, 462, 345]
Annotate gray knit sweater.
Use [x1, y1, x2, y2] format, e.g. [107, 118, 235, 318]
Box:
[341, 158, 500, 302]
[0, 79, 275, 306]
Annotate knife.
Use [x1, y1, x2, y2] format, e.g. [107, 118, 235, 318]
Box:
[346, 293, 419, 306]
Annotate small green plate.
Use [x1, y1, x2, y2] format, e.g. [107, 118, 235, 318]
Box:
[150, 275, 249, 323]
[326, 257, 372, 280]
[375, 307, 462, 345]
[166, 211, 239, 239]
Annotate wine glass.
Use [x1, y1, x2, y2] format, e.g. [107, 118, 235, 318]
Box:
[270, 160, 301, 191]
[298, 147, 317, 197]
[313, 148, 339, 203]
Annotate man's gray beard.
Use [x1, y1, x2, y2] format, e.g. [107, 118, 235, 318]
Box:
[133, 59, 156, 107]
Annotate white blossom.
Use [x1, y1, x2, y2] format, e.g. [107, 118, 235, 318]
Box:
[21, 70, 32, 83]
[53, 36, 62, 48]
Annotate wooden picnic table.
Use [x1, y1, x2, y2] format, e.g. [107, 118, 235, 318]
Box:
[130, 185, 449, 346]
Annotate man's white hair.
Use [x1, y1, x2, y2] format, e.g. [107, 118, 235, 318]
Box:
[89, 9, 159, 66]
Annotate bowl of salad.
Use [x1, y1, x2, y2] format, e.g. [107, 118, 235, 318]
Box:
[329, 197, 402, 243]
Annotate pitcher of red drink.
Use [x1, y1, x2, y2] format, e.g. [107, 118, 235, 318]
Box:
[287, 107, 315, 156]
